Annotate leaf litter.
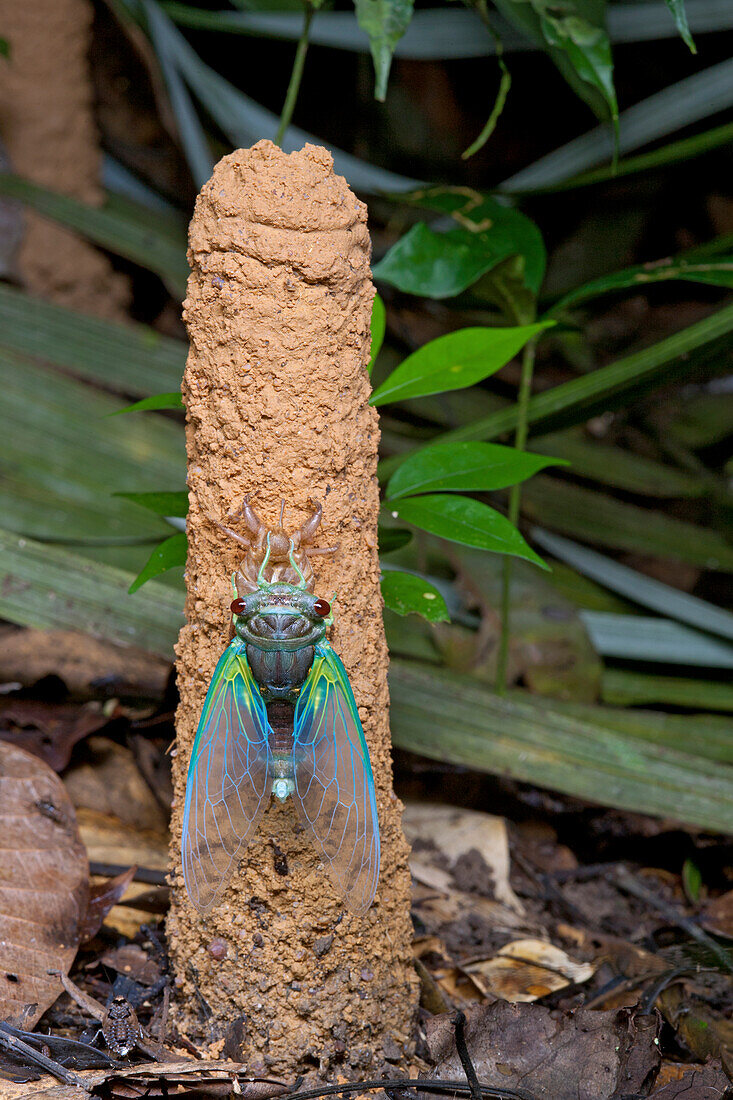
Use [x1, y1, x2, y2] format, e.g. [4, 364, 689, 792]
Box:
[0, 647, 732, 1099]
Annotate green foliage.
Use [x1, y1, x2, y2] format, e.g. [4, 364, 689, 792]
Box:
[116, 491, 189, 516]
[380, 571, 450, 621]
[385, 441, 562, 499]
[664, 0, 695, 52]
[492, 0, 617, 130]
[113, 394, 185, 415]
[353, 0, 415, 100]
[374, 188, 546, 298]
[370, 323, 551, 405]
[389, 494, 547, 566]
[369, 294, 386, 371]
[129, 532, 188, 594]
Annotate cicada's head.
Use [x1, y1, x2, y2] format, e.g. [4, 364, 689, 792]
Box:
[230, 582, 332, 651]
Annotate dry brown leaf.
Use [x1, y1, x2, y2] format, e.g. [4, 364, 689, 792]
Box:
[403, 802, 524, 913]
[0, 700, 108, 772]
[76, 809, 168, 937]
[426, 1001, 660, 1100]
[464, 938, 595, 1002]
[0, 742, 88, 1027]
[64, 737, 168, 833]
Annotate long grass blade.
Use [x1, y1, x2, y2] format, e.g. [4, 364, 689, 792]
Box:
[533, 528, 733, 640]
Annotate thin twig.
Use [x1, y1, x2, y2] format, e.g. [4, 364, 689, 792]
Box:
[453, 1011, 483, 1100]
[89, 861, 168, 886]
[275, 3, 314, 145]
[0, 1023, 88, 1089]
[286, 1077, 536, 1100]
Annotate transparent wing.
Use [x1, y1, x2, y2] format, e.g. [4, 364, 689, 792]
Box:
[182, 638, 271, 913]
[293, 643, 380, 914]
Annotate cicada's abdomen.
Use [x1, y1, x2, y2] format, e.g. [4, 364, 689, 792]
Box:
[267, 701, 296, 802]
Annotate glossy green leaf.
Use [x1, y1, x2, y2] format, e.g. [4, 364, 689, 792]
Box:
[353, 0, 415, 99]
[665, 0, 695, 51]
[129, 532, 188, 593]
[381, 570, 449, 622]
[370, 322, 551, 406]
[554, 255, 733, 311]
[369, 294, 386, 372]
[375, 189, 546, 298]
[389, 494, 547, 567]
[386, 441, 561, 500]
[0, 174, 189, 296]
[112, 393, 185, 415]
[389, 660, 733, 833]
[406, 299, 733, 449]
[115, 491, 189, 517]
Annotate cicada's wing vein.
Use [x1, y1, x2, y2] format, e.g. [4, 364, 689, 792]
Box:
[182, 639, 271, 913]
[293, 643, 380, 914]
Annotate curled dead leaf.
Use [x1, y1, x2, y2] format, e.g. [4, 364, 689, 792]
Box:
[0, 742, 88, 1027]
[464, 938, 595, 1002]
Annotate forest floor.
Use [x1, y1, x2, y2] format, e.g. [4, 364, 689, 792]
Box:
[0, 636, 731, 1100]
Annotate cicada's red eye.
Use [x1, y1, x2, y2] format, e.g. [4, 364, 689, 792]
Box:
[314, 598, 331, 617]
[230, 598, 246, 615]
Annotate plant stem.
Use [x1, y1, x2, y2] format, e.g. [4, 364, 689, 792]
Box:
[495, 337, 538, 694]
[275, 4, 313, 147]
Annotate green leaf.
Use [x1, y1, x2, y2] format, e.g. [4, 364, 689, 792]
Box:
[388, 494, 547, 567]
[386, 441, 562, 500]
[554, 255, 733, 311]
[369, 294, 386, 372]
[381, 570, 449, 622]
[370, 322, 551, 406]
[353, 0, 415, 100]
[129, 532, 188, 593]
[492, 0, 617, 129]
[375, 189, 546, 298]
[115, 491, 189, 517]
[0, 37, 9, 59]
[389, 659, 733, 833]
[112, 393, 185, 415]
[0, 174, 189, 296]
[665, 0, 696, 52]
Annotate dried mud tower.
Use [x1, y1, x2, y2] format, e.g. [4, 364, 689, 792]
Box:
[169, 141, 417, 1072]
[0, 0, 128, 316]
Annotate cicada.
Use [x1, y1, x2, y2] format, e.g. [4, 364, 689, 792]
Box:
[181, 499, 380, 916]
